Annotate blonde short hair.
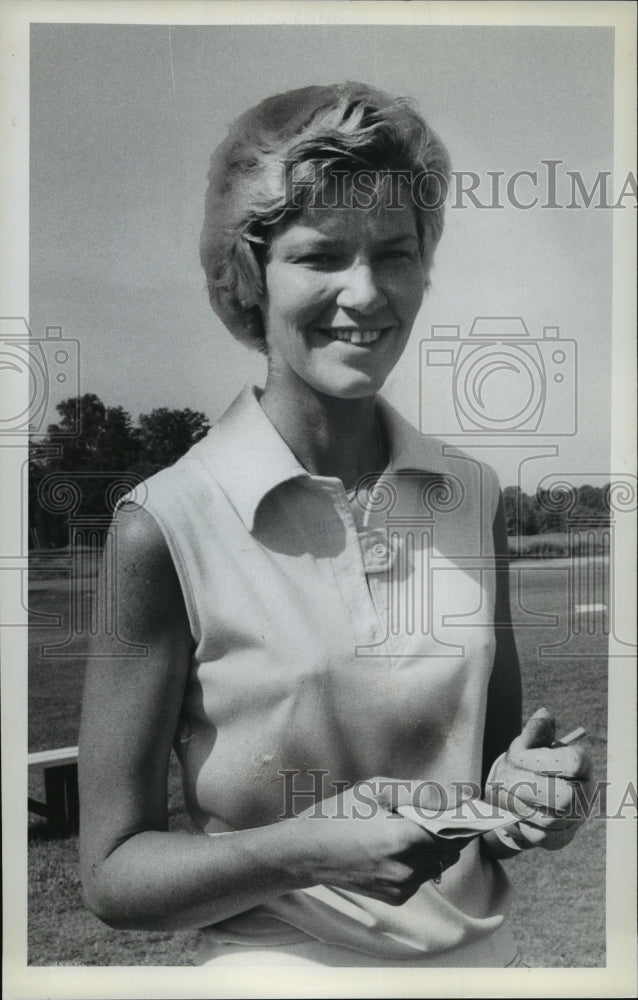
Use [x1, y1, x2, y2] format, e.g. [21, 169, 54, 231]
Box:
[200, 82, 451, 350]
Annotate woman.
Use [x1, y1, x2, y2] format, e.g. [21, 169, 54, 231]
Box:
[79, 82, 591, 967]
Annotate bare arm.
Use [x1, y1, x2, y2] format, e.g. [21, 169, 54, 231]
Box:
[79, 504, 455, 931]
[79, 504, 320, 930]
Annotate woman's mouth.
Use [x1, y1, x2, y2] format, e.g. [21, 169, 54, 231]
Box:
[317, 327, 385, 345]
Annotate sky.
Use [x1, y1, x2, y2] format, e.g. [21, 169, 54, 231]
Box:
[28, 22, 619, 490]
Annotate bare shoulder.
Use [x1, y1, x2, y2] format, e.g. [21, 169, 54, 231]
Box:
[109, 501, 191, 643]
[114, 500, 175, 579]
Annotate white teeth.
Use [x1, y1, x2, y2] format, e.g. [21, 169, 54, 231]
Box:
[321, 328, 383, 344]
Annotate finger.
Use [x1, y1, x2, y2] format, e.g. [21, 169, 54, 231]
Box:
[515, 821, 550, 847]
[352, 859, 434, 904]
[517, 809, 582, 832]
[387, 852, 456, 893]
[522, 776, 577, 815]
[503, 819, 580, 852]
[511, 747, 564, 773]
[367, 775, 405, 812]
[553, 744, 592, 780]
[345, 882, 420, 907]
[491, 768, 578, 816]
[511, 708, 556, 752]
[514, 744, 591, 779]
[488, 760, 546, 809]
[507, 745, 574, 775]
[500, 744, 588, 785]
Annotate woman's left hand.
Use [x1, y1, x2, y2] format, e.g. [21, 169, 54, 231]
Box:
[485, 708, 593, 852]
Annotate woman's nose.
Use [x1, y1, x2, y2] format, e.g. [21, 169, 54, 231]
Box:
[335, 263, 388, 314]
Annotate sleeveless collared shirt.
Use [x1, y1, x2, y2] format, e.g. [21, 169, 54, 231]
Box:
[132, 385, 512, 960]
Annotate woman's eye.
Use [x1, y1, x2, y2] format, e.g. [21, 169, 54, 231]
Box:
[380, 248, 415, 262]
[296, 253, 341, 268]
[290, 248, 417, 268]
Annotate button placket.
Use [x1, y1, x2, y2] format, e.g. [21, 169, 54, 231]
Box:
[317, 480, 386, 645]
[352, 526, 406, 660]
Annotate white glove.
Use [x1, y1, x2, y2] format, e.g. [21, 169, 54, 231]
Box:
[485, 708, 592, 852]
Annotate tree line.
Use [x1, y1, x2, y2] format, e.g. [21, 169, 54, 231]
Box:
[29, 393, 210, 549]
[502, 484, 610, 537]
[29, 393, 611, 549]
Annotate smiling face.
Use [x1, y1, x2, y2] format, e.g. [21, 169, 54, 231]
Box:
[260, 198, 428, 400]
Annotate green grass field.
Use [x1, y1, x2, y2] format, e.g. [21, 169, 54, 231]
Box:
[27, 561, 608, 967]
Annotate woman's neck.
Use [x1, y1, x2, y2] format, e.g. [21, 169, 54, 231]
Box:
[260, 376, 386, 491]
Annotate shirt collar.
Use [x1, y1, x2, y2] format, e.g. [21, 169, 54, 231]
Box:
[192, 385, 448, 531]
[377, 395, 450, 478]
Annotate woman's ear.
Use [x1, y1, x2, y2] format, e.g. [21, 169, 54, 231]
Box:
[233, 233, 270, 349]
[235, 234, 265, 304]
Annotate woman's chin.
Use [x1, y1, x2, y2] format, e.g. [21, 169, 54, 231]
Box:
[310, 375, 386, 401]
[293, 358, 393, 400]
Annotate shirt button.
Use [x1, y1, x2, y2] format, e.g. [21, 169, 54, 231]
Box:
[372, 542, 387, 558]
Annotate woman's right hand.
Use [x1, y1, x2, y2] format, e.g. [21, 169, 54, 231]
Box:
[292, 777, 463, 905]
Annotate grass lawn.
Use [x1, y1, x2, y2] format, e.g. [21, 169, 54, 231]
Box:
[508, 528, 609, 559]
[28, 802, 202, 967]
[27, 562, 609, 967]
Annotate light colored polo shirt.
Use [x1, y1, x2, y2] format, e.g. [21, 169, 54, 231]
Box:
[136, 385, 512, 962]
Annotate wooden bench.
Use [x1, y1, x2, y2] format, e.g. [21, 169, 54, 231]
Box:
[28, 746, 79, 834]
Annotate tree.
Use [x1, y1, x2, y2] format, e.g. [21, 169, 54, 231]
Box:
[573, 484, 609, 523]
[100, 406, 141, 471]
[535, 488, 567, 534]
[45, 395, 141, 473]
[501, 486, 521, 536]
[29, 395, 211, 548]
[520, 491, 539, 535]
[501, 486, 539, 536]
[47, 393, 107, 470]
[43, 395, 142, 521]
[134, 407, 210, 477]
[28, 435, 65, 549]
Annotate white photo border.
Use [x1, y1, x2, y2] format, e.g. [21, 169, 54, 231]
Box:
[1, 2, 636, 998]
